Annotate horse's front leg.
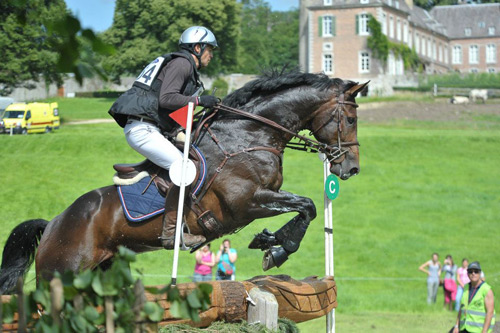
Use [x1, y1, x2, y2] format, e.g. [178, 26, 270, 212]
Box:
[247, 189, 317, 270]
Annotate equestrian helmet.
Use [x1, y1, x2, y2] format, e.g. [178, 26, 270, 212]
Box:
[179, 26, 218, 49]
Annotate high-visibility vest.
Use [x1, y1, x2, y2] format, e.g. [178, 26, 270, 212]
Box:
[460, 282, 496, 332]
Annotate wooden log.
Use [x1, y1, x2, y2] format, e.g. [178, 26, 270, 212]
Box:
[2, 275, 337, 330]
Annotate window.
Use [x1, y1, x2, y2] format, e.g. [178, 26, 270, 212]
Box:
[359, 51, 370, 73]
[478, 22, 485, 28]
[324, 0, 332, 5]
[427, 38, 431, 57]
[439, 45, 443, 62]
[469, 45, 478, 64]
[486, 44, 496, 63]
[323, 54, 333, 74]
[469, 68, 478, 73]
[357, 13, 370, 36]
[488, 68, 496, 73]
[465, 28, 471, 36]
[360, 0, 369, 3]
[396, 19, 401, 41]
[319, 16, 336, 37]
[421, 35, 425, 56]
[403, 22, 408, 44]
[388, 0, 392, 5]
[488, 27, 495, 35]
[323, 16, 333, 36]
[389, 16, 394, 38]
[452, 45, 462, 64]
[388, 52, 396, 75]
[395, 0, 399, 8]
[396, 56, 404, 75]
[381, 13, 387, 35]
[415, 33, 420, 54]
[445, 46, 449, 64]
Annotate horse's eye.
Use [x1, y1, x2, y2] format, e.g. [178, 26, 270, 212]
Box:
[347, 117, 356, 125]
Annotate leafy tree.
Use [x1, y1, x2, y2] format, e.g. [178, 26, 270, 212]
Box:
[0, 0, 115, 96]
[0, 0, 66, 96]
[237, 0, 299, 73]
[102, 0, 241, 80]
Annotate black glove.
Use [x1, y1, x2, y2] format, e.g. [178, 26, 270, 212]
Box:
[198, 95, 219, 108]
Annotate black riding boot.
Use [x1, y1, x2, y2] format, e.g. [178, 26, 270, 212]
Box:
[160, 185, 205, 249]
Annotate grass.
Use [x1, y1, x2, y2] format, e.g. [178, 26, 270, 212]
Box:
[1, 97, 499, 332]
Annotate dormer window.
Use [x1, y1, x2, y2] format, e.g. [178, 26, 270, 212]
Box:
[465, 28, 471, 36]
[360, 0, 369, 3]
[395, 0, 399, 9]
[489, 27, 495, 35]
[324, 0, 332, 5]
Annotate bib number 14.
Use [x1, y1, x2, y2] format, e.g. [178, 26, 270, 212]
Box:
[135, 56, 166, 87]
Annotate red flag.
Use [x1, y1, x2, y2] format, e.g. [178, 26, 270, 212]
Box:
[169, 105, 191, 129]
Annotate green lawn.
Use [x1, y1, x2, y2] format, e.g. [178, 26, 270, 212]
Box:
[1, 97, 499, 331]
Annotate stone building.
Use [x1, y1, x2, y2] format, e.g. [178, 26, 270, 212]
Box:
[299, 0, 500, 94]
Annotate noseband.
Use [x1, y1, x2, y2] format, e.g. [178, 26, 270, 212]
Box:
[309, 93, 359, 163]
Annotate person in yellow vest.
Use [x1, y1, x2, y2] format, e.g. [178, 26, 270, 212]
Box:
[453, 261, 495, 333]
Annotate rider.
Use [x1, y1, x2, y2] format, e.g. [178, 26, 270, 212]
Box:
[109, 26, 220, 248]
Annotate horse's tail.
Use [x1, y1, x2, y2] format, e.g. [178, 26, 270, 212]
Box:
[0, 219, 48, 294]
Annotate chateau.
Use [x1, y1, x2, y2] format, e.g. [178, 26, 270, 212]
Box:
[298, 0, 500, 93]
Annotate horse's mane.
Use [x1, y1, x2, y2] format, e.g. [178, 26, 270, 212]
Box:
[223, 68, 357, 108]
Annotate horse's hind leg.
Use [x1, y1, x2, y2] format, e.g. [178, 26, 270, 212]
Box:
[247, 189, 317, 270]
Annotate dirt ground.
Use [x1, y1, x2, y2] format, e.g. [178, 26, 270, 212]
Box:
[359, 99, 500, 123]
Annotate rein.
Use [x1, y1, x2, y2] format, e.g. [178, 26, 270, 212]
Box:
[212, 93, 359, 162]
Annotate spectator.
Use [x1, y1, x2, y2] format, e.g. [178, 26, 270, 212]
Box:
[192, 244, 215, 282]
[215, 239, 237, 281]
[419, 253, 441, 304]
[452, 261, 495, 333]
[455, 258, 470, 312]
[443, 255, 458, 311]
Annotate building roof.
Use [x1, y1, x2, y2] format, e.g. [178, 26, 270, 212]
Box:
[430, 3, 500, 39]
[409, 5, 447, 36]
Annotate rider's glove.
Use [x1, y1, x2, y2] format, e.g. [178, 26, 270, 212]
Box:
[198, 95, 219, 108]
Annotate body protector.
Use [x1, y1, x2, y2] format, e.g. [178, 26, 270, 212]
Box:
[108, 50, 203, 131]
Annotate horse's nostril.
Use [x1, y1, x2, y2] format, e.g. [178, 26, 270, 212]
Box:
[349, 168, 359, 176]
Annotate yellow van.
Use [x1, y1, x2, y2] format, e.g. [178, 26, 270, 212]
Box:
[0, 102, 60, 134]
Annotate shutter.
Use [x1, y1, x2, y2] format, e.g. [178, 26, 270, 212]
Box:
[356, 15, 359, 35]
[332, 17, 336, 36]
[318, 16, 323, 37]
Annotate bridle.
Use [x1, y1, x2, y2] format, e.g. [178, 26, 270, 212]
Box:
[307, 92, 359, 163]
[204, 92, 359, 164]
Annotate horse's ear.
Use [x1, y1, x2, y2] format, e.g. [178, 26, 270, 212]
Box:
[346, 81, 370, 98]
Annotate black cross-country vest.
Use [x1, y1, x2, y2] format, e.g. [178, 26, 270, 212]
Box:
[108, 50, 202, 131]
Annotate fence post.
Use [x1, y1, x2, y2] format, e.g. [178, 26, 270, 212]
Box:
[247, 288, 278, 330]
[433, 83, 437, 97]
[16, 277, 26, 332]
[105, 296, 115, 333]
[133, 280, 146, 333]
[50, 278, 64, 327]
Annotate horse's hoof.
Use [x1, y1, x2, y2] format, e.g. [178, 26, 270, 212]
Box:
[248, 228, 276, 250]
[262, 246, 288, 271]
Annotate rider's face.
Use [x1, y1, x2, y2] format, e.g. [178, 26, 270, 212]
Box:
[199, 45, 214, 68]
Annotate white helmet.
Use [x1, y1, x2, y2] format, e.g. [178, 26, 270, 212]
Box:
[179, 26, 218, 49]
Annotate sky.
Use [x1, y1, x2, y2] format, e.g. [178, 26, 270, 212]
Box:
[65, 0, 299, 32]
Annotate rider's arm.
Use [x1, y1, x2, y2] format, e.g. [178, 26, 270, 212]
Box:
[158, 57, 198, 111]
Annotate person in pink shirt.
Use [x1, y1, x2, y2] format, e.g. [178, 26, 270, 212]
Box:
[192, 243, 215, 282]
[455, 258, 470, 312]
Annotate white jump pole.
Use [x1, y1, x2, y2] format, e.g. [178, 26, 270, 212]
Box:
[171, 102, 195, 286]
[321, 154, 335, 333]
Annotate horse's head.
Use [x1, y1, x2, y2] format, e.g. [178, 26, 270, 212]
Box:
[310, 81, 369, 180]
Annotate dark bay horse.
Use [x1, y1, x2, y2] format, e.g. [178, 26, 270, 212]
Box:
[0, 70, 368, 293]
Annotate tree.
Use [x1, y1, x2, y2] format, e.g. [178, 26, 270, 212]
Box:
[0, 0, 115, 96]
[0, 0, 66, 95]
[237, 0, 299, 74]
[102, 0, 241, 80]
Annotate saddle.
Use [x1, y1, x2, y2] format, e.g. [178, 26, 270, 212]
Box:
[113, 144, 202, 197]
[113, 145, 225, 241]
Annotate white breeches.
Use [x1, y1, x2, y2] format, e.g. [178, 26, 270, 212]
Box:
[124, 120, 183, 170]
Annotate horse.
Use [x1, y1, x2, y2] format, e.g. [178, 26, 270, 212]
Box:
[0, 69, 368, 293]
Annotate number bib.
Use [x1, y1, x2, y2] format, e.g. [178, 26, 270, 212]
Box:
[134, 56, 166, 89]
